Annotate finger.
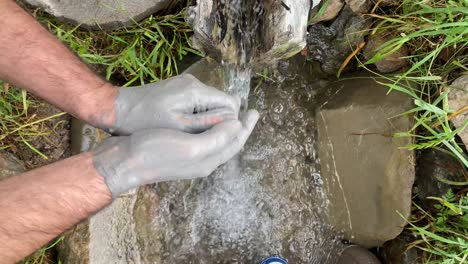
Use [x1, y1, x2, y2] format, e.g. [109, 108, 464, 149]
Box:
[175, 78, 240, 115]
[200, 109, 259, 170]
[198, 87, 240, 115]
[179, 108, 238, 133]
[194, 119, 243, 157]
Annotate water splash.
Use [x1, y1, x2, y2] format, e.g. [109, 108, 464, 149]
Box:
[223, 65, 252, 111]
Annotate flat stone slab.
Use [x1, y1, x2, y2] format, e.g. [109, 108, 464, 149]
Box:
[23, 0, 175, 29]
[317, 74, 415, 247]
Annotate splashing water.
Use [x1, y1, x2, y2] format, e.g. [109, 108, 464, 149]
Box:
[224, 65, 252, 111]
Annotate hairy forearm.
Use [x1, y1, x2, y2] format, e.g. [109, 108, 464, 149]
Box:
[0, 0, 116, 127]
[0, 153, 112, 263]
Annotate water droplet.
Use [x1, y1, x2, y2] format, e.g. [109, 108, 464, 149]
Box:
[272, 102, 284, 113]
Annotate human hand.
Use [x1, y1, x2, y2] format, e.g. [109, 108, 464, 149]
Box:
[93, 110, 259, 197]
[107, 74, 239, 135]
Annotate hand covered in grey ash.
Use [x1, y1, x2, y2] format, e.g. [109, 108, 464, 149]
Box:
[93, 110, 259, 197]
[109, 74, 240, 135]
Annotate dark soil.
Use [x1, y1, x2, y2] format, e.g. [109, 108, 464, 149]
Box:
[6, 96, 71, 170]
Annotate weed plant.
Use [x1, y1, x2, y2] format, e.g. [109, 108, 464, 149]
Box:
[405, 190, 468, 263]
[22, 237, 63, 264]
[365, 0, 468, 262]
[0, 81, 66, 158]
[365, 0, 467, 167]
[336, 0, 467, 169]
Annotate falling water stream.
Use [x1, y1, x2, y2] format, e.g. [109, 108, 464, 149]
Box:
[224, 66, 252, 111]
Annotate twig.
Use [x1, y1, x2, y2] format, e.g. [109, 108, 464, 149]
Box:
[431, 105, 468, 128]
[337, 41, 366, 77]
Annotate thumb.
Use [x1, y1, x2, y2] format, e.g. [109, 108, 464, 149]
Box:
[200, 109, 260, 170]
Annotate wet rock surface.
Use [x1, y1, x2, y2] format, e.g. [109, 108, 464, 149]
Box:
[317, 73, 415, 247]
[345, 0, 372, 14]
[414, 148, 467, 209]
[337, 245, 381, 264]
[58, 221, 91, 264]
[22, 0, 176, 29]
[129, 58, 346, 264]
[61, 57, 415, 263]
[448, 75, 468, 149]
[0, 151, 25, 181]
[306, 6, 372, 75]
[378, 231, 421, 264]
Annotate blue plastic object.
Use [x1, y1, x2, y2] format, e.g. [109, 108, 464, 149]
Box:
[261, 256, 288, 264]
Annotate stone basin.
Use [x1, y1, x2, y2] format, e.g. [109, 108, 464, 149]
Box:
[60, 57, 415, 263]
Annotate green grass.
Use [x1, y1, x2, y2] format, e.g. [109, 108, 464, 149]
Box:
[363, 0, 468, 262]
[22, 237, 64, 264]
[36, 5, 199, 87]
[404, 190, 468, 263]
[364, 0, 467, 167]
[0, 81, 66, 158]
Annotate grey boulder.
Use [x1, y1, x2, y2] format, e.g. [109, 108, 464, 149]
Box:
[309, 0, 345, 24]
[306, 6, 372, 75]
[23, 0, 176, 29]
[316, 73, 415, 247]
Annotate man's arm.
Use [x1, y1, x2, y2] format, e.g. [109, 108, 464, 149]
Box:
[0, 1, 239, 135]
[0, 110, 258, 262]
[0, 0, 116, 128]
[0, 153, 112, 263]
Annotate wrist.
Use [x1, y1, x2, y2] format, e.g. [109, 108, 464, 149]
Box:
[77, 152, 113, 206]
[91, 136, 133, 198]
[78, 82, 118, 130]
